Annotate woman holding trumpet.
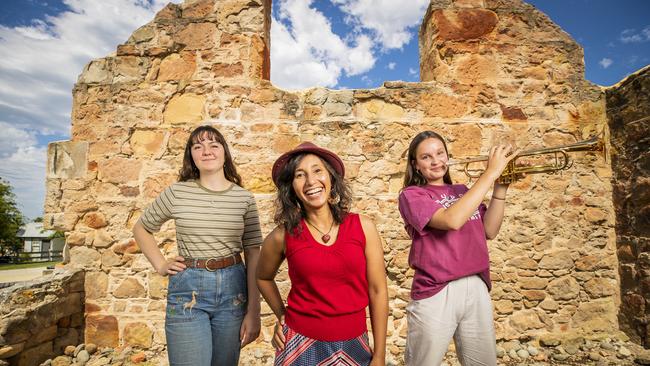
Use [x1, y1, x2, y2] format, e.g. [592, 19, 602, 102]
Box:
[398, 131, 520, 366]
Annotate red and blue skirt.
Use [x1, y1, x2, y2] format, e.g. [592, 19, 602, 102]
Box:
[274, 325, 372, 366]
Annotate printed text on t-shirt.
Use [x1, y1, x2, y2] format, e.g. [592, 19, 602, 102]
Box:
[436, 193, 481, 221]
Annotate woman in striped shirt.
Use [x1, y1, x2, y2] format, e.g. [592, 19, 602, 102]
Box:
[133, 125, 263, 366]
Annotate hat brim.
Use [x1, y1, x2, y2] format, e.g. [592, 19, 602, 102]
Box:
[272, 143, 345, 187]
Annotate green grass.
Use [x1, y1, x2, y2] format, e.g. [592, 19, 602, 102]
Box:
[0, 261, 60, 270]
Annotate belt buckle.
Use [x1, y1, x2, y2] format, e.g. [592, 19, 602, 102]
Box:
[204, 257, 219, 272]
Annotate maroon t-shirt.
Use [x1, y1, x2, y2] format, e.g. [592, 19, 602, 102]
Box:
[284, 213, 369, 341]
[398, 184, 491, 300]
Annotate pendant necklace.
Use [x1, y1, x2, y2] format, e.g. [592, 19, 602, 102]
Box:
[305, 218, 334, 243]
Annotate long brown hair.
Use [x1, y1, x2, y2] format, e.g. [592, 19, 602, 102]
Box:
[178, 125, 242, 186]
[273, 154, 352, 234]
[403, 130, 453, 188]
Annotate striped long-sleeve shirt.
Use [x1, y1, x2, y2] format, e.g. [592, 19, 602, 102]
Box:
[139, 180, 263, 258]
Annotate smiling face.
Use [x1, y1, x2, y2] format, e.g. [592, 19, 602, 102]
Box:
[412, 137, 450, 185]
[292, 154, 332, 211]
[190, 132, 225, 175]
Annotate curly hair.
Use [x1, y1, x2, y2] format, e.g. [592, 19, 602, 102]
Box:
[273, 154, 352, 235]
[178, 125, 242, 186]
[403, 130, 453, 188]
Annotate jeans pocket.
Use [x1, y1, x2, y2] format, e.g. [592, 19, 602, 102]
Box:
[168, 269, 189, 292]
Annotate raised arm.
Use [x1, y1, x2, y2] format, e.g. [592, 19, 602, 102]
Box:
[428, 145, 519, 231]
[256, 226, 288, 349]
[360, 215, 388, 366]
[482, 182, 509, 239]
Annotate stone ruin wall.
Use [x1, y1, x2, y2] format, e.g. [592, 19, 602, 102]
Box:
[40, 0, 621, 363]
[0, 270, 85, 366]
[606, 66, 650, 347]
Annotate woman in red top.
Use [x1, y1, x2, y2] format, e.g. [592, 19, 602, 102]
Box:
[257, 142, 388, 366]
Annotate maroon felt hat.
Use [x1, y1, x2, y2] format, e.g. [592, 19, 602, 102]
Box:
[272, 142, 345, 187]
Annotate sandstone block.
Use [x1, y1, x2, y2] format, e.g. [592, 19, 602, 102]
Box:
[539, 250, 574, 271]
[113, 238, 140, 254]
[508, 309, 545, 333]
[124, 322, 153, 348]
[158, 53, 197, 81]
[85, 271, 108, 300]
[519, 277, 548, 290]
[584, 278, 616, 298]
[163, 93, 206, 124]
[97, 157, 142, 184]
[92, 230, 114, 248]
[547, 276, 580, 301]
[507, 256, 538, 270]
[356, 99, 405, 120]
[149, 273, 168, 300]
[69, 246, 101, 268]
[85, 315, 119, 348]
[79, 59, 111, 84]
[130, 130, 165, 156]
[101, 249, 122, 268]
[431, 9, 498, 41]
[571, 300, 617, 332]
[0, 343, 24, 359]
[83, 212, 107, 229]
[114, 278, 146, 299]
[212, 62, 244, 78]
[174, 23, 217, 50]
[47, 141, 88, 179]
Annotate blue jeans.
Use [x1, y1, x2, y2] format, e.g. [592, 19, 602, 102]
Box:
[165, 264, 248, 366]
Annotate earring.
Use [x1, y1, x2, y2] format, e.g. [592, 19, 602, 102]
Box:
[328, 192, 341, 205]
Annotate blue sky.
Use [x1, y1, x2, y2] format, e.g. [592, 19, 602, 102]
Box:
[0, 0, 648, 219]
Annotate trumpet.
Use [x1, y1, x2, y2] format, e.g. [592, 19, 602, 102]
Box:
[446, 136, 605, 184]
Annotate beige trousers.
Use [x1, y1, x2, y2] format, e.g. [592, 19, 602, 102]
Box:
[405, 275, 497, 366]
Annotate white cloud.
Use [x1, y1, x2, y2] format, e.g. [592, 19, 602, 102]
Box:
[620, 26, 650, 43]
[331, 0, 428, 50]
[599, 58, 613, 69]
[271, 0, 376, 89]
[0, 122, 38, 158]
[409, 67, 418, 75]
[387, 62, 396, 70]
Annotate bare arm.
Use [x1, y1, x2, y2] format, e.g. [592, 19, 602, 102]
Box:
[256, 227, 288, 350]
[482, 183, 509, 239]
[360, 215, 388, 366]
[132, 220, 185, 276]
[240, 246, 262, 347]
[428, 145, 519, 231]
[256, 227, 287, 318]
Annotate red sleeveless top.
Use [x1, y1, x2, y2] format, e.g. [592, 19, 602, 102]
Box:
[284, 213, 369, 341]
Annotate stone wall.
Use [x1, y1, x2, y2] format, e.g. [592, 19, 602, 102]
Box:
[43, 0, 620, 364]
[606, 66, 650, 346]
[0, 269, 84, 366]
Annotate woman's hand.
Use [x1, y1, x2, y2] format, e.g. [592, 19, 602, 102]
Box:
[156, 256, 186, 276]
[240, 311, 261, 348]
[271, 315, 286, 351]
[484, 144, 521, 182]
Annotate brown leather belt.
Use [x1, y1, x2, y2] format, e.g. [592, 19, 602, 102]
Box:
[183, 253, 242, 272]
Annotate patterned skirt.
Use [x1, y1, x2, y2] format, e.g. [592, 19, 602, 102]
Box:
[274, 324, 372, 366]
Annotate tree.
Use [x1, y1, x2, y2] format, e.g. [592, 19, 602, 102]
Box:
[0, 179, 25, 256]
